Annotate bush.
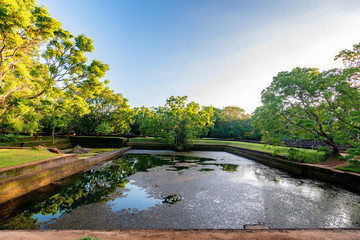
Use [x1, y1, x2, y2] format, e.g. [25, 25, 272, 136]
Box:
[0, 133, 17, 145]
[287, 147, 326, 163]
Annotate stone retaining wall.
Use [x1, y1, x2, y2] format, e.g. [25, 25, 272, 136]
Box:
[70, 136, 126, 148]
[0, 154, 78, 180]
[0, 147, 131, 205]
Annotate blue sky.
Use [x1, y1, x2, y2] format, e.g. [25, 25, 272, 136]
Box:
[38, 0, 360, 113]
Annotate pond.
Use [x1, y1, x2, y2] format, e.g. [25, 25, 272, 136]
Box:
[0, 150, 359, 229]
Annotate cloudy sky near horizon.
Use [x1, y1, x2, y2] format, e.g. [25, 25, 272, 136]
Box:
[38, 0, 360, 113]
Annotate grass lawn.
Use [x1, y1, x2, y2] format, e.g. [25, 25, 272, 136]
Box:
[0, 149, 58, 168]
[129, 137, 158, 143]
[336, 163, 360, 173]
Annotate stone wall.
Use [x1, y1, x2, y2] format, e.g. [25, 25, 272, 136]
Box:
[70, 136, 126, 148]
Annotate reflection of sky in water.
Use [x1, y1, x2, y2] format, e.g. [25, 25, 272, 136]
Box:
[33, 211, 63, 223]
[108, 181, 161, 212]
[231, 167, 324, 198]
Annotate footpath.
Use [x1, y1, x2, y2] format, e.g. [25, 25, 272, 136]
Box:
[1, 229, 360, 240]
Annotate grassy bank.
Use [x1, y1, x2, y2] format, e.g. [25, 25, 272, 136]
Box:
[0, 149, 58, 168]
[337, 162, 360, 173]
[0, 148, 119, 168]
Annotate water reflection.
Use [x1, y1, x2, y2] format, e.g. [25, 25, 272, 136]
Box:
[107, 181, 161, 212]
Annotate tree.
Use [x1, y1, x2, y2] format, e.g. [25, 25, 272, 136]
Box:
[40, 88, 90, 143]
[252, 65, 360, 154]
[41, 29, 109, 99]
[222, 106, 249, 121]
[72, 87, 133, 135]
[141, 96, 214, 150]
[131, 106, 154, 135]
[207, 107, 260, 140]
[0, 0, 60, 102]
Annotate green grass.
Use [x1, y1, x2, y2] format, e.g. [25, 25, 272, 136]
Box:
[76, 237, 100, 240]
[15, 136, 68, 142]
[0, 149, 58, 168]
[128, 137, 158, 143]
[336, 162, 360, 173]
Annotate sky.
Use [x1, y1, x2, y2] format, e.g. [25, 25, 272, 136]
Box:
[38, 0, 360, 113]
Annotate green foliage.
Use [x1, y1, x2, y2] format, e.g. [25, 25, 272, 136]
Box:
[72, 87, 133, 135]
[285, 147, 324, 163]
[141, 96, 214, 150]
[0, 0, 61, 103]
[337, 160, 360, 173]
[131, 106, 155, 135]
[95, 122, 113, 135]
[286, 148, 305, 162]
[0, 0, 110, 137]
[208, 107, 261, 140]
[0, 133, 16, 144]
[77, 237, 100, 240]
[316, 147, 332, 160]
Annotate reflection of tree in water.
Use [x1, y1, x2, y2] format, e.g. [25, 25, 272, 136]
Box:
[1, 157, 136, 229]
[0, 154, 219, 229]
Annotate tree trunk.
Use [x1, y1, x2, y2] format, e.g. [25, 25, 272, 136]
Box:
[67, 124, 72, 137]
[52, 126, 55, 144]
[331, 145, 339, 155]
[35, 132, 39, 141]
[324, 139, 339, 155]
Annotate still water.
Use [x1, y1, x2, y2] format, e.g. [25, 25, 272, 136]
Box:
[0, 150, 359, 229]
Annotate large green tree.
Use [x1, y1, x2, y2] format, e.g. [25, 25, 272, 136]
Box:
[0, 0, 111, 136]
[141, 96, 214, 150]
[253, 43, 360, 154]
[73, 87, 133, 135]
[0, 0, 60, 102]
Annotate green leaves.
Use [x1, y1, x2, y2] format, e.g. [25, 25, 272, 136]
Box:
[75, 34, 94, 52]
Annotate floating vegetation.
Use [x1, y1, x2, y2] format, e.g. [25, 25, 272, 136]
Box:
[199, 168, 215, 172]
[219, 164, 238, 172]
[162, 194, 182, 204]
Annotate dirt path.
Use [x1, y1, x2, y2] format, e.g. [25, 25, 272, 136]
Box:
[1, 229, 360, 240]
[316, 156, 349, 169]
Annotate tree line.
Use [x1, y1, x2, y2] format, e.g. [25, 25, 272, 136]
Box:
[1, 0, 360, 159]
